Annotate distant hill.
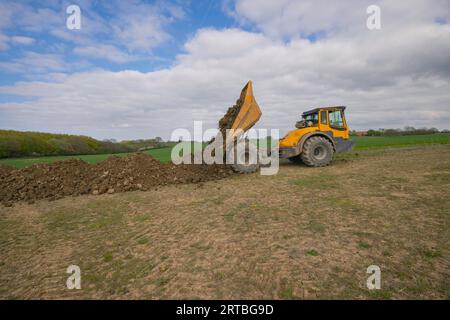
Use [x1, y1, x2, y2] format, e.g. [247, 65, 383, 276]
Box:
[0, 130, 170, 159]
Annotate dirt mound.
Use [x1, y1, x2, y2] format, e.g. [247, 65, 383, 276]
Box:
[0, 153, 234, 206]
[0, 164, 15, 176]
[0, 159, 94, 206]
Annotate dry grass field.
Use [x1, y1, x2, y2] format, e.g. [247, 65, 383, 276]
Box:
[1, 145, 449, 299]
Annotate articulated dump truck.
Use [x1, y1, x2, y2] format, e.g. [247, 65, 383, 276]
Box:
[209, 80, 262, 173]
[211, 80, 354, 173]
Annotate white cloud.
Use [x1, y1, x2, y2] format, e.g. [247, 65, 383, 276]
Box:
[0, 52, 66, 73]
[0, 1, 15, 30]
[73, 45, 138, 64]
[10, 36, 35, 45]
[228, 0, 450, 39]
[0, 1, 449, 140]
[110, 1, 184, 52]
[0, 1, 15, 50]
[0, 33, 9, 51]
[0, 0, 184, 63]
[50, 0, 185, 53]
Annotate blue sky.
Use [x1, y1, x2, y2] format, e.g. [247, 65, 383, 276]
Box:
[0, 0, 449, 140]
[0, 1, 237, 86]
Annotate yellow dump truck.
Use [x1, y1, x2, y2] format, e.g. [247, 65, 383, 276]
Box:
[217, 81, 354, 172]
[278, 106, 354, 166]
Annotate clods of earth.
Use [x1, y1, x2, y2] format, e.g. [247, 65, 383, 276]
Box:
[0, 153, 234, 206]
[218, 97, 244, 137]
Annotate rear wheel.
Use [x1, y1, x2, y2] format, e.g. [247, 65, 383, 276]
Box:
[301, 136, 334, 167]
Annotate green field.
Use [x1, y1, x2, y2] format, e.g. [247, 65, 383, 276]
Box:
[351, 133, 450, 150]
[0, 148, 168, 168]
[1, 134, 449, 168]
[0, 143, 200, 168]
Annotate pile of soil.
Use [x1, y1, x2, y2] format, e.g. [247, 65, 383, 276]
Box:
[0, 164, 15, 176]
[0, 153, 234, 206]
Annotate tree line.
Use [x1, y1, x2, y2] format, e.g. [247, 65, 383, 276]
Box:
[0, 130, 170, 158]
[351, 127, 448, 136]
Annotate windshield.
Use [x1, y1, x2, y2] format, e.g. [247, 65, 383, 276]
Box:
[329, 110, 344, 127]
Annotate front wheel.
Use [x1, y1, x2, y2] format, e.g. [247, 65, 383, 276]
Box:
[301, 136, 334, 167]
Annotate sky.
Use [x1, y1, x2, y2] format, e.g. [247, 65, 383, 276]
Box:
[0, 0, 449, 141]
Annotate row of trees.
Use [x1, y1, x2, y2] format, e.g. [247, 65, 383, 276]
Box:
[351, 127, 448, 136]
[119, 137, 166, 151]
[0, 130, 169, 158]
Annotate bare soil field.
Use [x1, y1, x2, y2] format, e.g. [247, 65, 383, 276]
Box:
[0, 145, 449, 299]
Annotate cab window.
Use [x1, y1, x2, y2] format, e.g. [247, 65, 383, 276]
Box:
[329, 110, 344, 127]
[302, 113, 318, 125]
[320, 111, 327, 124]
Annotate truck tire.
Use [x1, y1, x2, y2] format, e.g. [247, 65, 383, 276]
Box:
[228, 144, 259, 173]
[232, 161, 259, 173]
[301, 136, 334, 167]
[288, 155, 302, 164]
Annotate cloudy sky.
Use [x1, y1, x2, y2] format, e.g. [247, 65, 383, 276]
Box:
[0, 0, 449, 140]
